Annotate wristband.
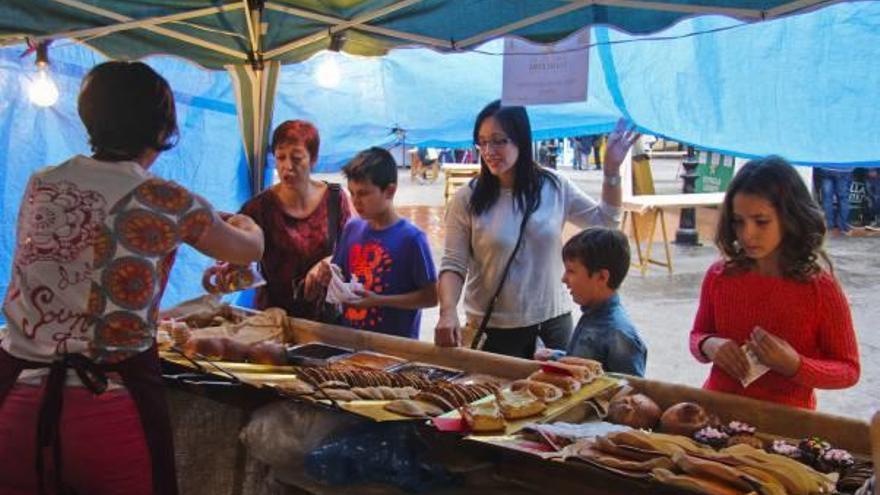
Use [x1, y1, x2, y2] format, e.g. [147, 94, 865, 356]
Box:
[603, 174, 621, 187]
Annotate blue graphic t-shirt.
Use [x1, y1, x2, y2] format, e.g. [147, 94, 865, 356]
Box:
[331, 218, 437, 339]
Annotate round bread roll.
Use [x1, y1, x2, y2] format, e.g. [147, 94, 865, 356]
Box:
[607, 393, 662, 430]
[222, 338, 250, 362]
[659, 402, 710, 436]
[248, 341, 287, 365]
[183, 337, 226, 360]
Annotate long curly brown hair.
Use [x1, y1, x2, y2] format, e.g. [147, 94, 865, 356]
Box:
[715, 156, 831, 281]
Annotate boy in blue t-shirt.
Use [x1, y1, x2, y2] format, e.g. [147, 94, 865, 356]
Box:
[332, 147, 438, 338]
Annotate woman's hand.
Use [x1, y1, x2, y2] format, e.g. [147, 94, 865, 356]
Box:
[303, 258, 332, 301]
[225, 213, 261, 234]
[748, 327, 801, 378]
[434, 311, 462, 347]
[603, 119, 640, 176]
[701, 337, 750, 382]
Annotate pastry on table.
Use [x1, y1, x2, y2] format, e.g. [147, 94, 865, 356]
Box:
[273, 379, 315, 396]
[606, 393, 662, 430]
[659, 402, 710, 437]
[815, 448, 855, 473]
[768, 439, 806, 462]
[461, 398, 505, 433]
[726, 434, 764, 450]
[798, 436, 831, 465]
[692, 426, 730, 449]
[722, 420, 756, 436]
[384, 399, 444, 418]
[510, 379, 563, 403]
[528, 370, 581, 395]
[497, 389, 547, 420]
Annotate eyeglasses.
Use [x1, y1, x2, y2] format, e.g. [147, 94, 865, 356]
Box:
[475, 138, 512, 150]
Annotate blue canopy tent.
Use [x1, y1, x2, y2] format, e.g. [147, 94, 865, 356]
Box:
[0, 0, 878, 310]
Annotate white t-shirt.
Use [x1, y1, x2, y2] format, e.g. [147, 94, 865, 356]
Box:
[440, 169, 620, 328]
[2, 155, 215, 365]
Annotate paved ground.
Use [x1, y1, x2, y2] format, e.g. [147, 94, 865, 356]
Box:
[315, 159, 880, 421]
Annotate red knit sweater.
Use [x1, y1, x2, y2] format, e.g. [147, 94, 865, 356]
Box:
[689, 261, 860, 409]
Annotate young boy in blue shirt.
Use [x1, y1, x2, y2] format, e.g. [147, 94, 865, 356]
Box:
[332, 147, 438, 339]
[538, 227, 647, 376]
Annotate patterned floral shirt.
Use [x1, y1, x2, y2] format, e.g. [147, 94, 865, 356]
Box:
[240, 184, 351, 318]
[2, 155, 215, 364]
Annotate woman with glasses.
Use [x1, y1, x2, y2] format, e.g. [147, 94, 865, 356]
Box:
[435, 100, 637, 358]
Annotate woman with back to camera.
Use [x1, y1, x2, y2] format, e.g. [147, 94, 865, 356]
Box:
[690, 156, 860, 409]
[0, 61, 264, 494]
[434, 100, 637, 358]
[239, 120, 353, 319]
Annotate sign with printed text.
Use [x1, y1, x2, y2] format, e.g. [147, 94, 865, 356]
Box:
[501, 31, 589, 106]
[695, 151, 736, 193]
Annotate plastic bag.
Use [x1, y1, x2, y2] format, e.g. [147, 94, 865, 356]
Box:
[304, 422, 456, 492]
[325, 263, 364, 305]
[201, 261, 266, 295]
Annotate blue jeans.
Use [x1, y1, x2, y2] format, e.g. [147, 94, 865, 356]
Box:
[820, 172, 853, 231]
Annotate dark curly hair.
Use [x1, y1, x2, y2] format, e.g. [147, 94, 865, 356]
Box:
[78, 61, 178, 161]
[469, 100, 557, 216]
[716, 155, 831, 281]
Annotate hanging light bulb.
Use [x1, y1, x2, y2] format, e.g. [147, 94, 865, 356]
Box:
[315, 55, 341, 89]
[28, 41, 59, 107]
[314, 32, 345, 89]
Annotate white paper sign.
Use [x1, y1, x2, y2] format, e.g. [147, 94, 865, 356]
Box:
[502, 30, 589, 106]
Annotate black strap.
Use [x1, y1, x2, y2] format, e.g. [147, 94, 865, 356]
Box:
[471, 207, 533, 350]
[325, 182, 341, 252]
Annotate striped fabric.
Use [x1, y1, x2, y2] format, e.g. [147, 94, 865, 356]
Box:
[226, 61, 281, 195]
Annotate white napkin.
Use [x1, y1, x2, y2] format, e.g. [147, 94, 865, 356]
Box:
[325, 264, 364, 305]
[740, 343, 770, 388]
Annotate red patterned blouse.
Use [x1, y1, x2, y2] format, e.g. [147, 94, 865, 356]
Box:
[240, 184, 351, 318]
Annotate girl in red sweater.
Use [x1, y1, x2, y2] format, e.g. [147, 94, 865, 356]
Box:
[690, 156, 860, 409]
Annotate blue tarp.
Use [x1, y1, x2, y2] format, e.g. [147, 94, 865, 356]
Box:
[1, 1, 878, 310]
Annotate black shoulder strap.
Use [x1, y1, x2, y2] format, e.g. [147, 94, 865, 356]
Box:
[325, 182, 341, 252]
[471, 206, 533, 350]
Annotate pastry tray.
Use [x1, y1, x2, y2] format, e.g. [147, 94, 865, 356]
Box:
[434, 375, 621, 437]
[387, 362, 465, 382]
[285, 342, 354, 366]
[332, 350, 408, 371]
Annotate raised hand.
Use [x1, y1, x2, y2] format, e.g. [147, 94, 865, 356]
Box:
[603, 118, 640, 176]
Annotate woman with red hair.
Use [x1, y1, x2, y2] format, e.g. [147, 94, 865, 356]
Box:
[240, 120, 352, 318]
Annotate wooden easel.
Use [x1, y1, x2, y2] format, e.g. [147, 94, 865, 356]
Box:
[621, 157, 673, 274]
